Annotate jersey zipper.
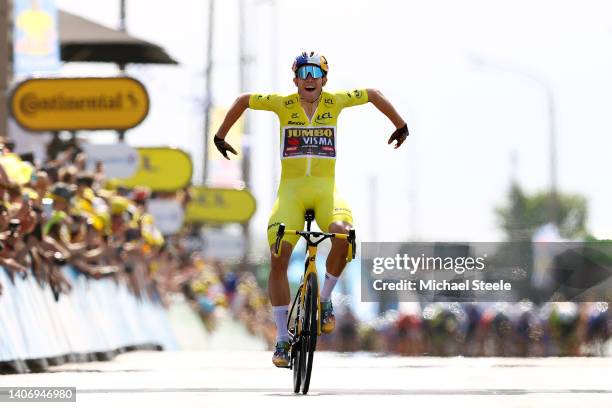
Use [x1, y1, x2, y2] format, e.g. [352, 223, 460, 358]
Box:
[299, 96, 320, 177]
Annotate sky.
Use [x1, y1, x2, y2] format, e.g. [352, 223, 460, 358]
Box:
[53, 0, 612, 252]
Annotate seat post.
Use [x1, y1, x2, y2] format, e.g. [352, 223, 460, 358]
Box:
[304, 209, 315, 232]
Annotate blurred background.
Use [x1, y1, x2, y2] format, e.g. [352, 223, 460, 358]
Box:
[1, 0, 611, 374]
[49, 0, 612, 244]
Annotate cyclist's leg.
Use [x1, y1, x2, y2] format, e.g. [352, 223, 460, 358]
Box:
[314, 182, 353, 283]
[315, 180, 353, 312]
[314, 182, 352, 333]
[267, 184, 304, 366]
[267, 190, 303, 307]
[326, 220, 352, 277]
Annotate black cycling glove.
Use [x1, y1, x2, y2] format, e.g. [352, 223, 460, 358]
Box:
[387, 124, 409, 149]
[214, 136, 238, 159]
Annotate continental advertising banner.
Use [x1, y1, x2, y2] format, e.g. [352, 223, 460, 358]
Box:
[114, 147, 192, 192]
[11, 77, 149, 131]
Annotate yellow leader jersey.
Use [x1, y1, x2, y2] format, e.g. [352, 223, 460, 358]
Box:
[249, 89, 369, 179]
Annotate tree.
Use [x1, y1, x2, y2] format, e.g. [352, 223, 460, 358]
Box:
[495, 183, 588, 241]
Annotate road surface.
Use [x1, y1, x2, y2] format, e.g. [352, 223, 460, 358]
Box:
[1, 351, 611, 407]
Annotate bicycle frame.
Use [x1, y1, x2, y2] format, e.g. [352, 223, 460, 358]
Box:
[300, 245, 321, 336]
[275, 216, 356, 393]
[278, 227, 356, 338]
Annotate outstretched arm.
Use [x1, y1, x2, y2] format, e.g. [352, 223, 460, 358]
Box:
[366, 88, 409, 149]
[212, 94, 251, 159]
[366, 89, 405, 128]
[215, 94, 250, 138]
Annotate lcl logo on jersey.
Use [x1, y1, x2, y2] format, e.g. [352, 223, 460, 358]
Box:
[284, 98, 298, 109]
[316, 112, 332, 121]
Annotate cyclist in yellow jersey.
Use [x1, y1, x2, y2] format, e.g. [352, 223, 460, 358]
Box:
[213, 52, 408, 367]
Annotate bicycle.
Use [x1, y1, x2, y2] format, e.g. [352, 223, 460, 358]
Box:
[274, 209, 356, 394]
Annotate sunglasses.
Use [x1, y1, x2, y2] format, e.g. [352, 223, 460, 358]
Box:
[296, 65, 324, 80]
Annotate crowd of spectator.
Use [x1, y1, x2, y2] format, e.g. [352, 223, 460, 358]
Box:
[0, 135, 176, 305]
[0, 133, 277, 359]
[319, 300, 611, 357]
[175, 257, 611, 358]
[2, 134, 609, 362]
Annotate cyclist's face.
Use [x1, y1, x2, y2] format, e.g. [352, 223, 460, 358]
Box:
[293, 75, 327, 102]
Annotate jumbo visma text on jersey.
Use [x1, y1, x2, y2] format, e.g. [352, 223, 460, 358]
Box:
[282, 127, 336, 159]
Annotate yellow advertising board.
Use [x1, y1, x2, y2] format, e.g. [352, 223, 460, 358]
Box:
[114, 147, 192, 191]
[11, 77, 149, 131]
[186, 187, 256, 223]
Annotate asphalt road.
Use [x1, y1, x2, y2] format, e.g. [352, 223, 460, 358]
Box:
[1, 351, 611, 407]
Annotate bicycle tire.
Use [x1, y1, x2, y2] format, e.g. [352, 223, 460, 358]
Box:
[300, 272, 318, 394]
[290, 288, 302, 393]
[292, 342, 301, 393]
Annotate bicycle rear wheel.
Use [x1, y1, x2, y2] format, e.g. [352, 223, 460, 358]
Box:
[300, 272, 318, 394]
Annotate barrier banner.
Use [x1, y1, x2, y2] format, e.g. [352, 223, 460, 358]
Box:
[0, 266, 177, 371]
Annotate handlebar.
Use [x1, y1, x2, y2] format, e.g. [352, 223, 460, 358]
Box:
[274, 224, 357, 262]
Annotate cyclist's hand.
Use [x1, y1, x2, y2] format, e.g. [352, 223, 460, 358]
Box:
[387, 124, 409, 149]
[214, 136, 238, 160]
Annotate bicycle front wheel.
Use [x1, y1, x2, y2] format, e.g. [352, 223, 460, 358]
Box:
[300, 272, 318, 394]
[288, 286, 302, 394]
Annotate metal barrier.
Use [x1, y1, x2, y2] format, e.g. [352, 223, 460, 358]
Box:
[0, 266, 177, 374]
